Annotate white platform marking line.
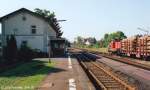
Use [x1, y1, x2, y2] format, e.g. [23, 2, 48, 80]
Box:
[69, 79, 76, 90]
[68, 54, 72, 69]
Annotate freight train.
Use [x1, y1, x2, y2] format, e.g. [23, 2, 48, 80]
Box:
[108, 35, 150, 60]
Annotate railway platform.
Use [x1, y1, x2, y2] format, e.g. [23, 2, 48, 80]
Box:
[37, 55, 95, 90]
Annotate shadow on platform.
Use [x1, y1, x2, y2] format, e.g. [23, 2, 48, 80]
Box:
[0, 60, 66, 77]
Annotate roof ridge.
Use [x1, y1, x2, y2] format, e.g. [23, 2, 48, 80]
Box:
[0, 8, 59, 34]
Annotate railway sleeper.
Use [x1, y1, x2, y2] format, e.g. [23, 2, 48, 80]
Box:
[95, 74, 109, 76]
[101, 80, 117, 83]
[89, 67, 101, 70]
[104, 83, 122, 86]
[91, 69, 105, 73]
[91, 66, 102, 72]
[87, 67, 100, 71]
[100, 80, 117, 83]
[105, 84, 124, 88]
[95, 75, 110, 78]
[107, 87, 126, 90]
[98, 79, 116, 82]
[96, 75, 112, 78]
[90, 73, 108, 78]
[97, 77, 114, 80]
[99, 79, 117, 82]
[96, 74, 110, 76]
[92, 73, 107, 76]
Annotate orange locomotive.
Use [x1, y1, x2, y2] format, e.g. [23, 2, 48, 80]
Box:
[108, 40, 121, 55]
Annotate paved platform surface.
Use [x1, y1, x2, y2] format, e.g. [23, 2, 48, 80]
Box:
[37, 56, 95, 90]
[97, 57, 150, 90]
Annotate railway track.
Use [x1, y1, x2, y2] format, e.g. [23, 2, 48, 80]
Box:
[92, 52, 150, 71]
[75, 48, 150, 71]
[74, 52, 135, 90]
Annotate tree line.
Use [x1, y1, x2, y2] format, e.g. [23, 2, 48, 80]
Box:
[74, 31, 127, 48]
[74, 36, 99, 48]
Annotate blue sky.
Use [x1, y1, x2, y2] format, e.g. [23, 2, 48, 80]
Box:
[0, 0, 150, 41]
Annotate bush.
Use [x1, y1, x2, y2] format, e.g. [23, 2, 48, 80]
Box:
[18, 42, 35, 61]
[18, 42, 48, 61]
[3, 35, 18, 63]
[36, 51, 48, 58]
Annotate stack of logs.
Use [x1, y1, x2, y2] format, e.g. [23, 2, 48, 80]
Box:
[121, 35, 150, 56]
[121, 39, 127, 53]
[138, 35, 150, 53]
[121, 36, 139, 53]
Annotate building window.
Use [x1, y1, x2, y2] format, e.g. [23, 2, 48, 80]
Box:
[22, 41, 27, 45]
[31, 25, 36, 34]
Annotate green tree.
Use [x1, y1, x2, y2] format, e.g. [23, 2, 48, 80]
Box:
[91, 37, 97, 44]
[99, 39, 104, 48]
[100, 31, 127, 47]
[76, 36, 84, 45]
[104, 33, 109, 39]
[19, 41, 34, 61]
[93, 42, 100, 48]
[34, 8, 63, 37]
[3, 36, 9, 61]
[10, 35, 17, 61]
[115, 31, 127, 39]
[4, 35, 18, 63]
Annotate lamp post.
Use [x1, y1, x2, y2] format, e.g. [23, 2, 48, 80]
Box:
[57, 20, 67, 22]
[48, 38, 51, 63]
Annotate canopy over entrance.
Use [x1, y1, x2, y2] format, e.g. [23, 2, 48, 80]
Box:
[49, 38, 67, 57]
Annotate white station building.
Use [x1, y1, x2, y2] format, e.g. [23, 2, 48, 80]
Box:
[0, 8, 66, 56]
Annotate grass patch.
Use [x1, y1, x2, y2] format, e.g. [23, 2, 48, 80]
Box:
[0, 59, 55, 90]
[84, 48, 108, 53]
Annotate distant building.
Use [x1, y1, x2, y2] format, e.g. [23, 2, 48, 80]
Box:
[84, 38, 96, 46]
[0, 8, 66, 56]
[85, 39, 91, 46]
